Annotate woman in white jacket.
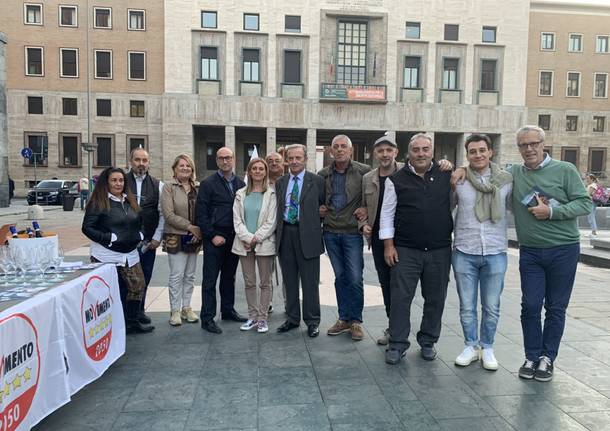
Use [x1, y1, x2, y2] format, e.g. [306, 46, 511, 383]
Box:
[232, 158, 277, 333]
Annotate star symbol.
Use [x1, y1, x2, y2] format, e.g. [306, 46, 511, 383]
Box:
[95, 324, 100, 335]
[0, 389, 4, 403]
[89, 327, 95, 338]
[23, 367, 32, 382]
[4, 382, 10, 396]
[12, 374, 22, 389]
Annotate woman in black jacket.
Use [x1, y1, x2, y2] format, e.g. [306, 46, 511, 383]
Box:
[82, 167, 155, 334]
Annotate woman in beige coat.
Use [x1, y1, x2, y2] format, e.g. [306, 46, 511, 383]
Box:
[232, 158, 277, 333]
[161, 154, 202, 326]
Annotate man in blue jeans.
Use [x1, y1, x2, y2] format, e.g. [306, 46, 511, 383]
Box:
[318, 135, 371, 341]
[452, 134, 512, 371]
[511, 125, 591, 382]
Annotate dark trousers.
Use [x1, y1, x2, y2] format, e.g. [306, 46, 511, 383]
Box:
[279, 224, 321, 326]
[200, 236, 239, 322]
[388, 246, 451, 351]
[371, 235, 392, 318]
[519, 243, 579, 362]
[138, 247, 157, 312]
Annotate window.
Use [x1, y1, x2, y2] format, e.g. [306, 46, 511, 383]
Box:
[541, 32, 555, 50]
[94, 135, 114, 167]
[482, 26, 496, 43]
[596, 36, 609, 53]
[283, 50, 301, 83]
[561, 147, 579, 167]
[60, 48, 78, 77]
[403, 56, 420, 88]
[27, 96, 43, 114]
[480, 59, 497, 91]
[594, 73, 608, 98]
[59, 5, 77, 27]
[128, 9, 145, 30]
[442, 58, 459, 89]
[130, 100, 145, 118]
[285, 15, 300, 33]
[25, 47, 43, 76]
[337, 21, 367, 85]
[201, 11, 217, 28]
[94, 50, 112, 79]
[594, 116, 606, 132]
[59, 134, 80, 167]
[62, 98, 77, 115]
[24, 4, 42, 25]
[444, 24, 459, 41]
[566, 72, 580, 97]
[568, 34, 583, 52]
[128, 51, 145, 80]
[24, 133, 48, 166]
[200, 47, 218, 80]
[96, 99, 111, 117]
[589, 148, 606, 173]
[243, 13, 259, 31]
[94, 7, 111, 28]
[128, 136, 148, 154]
[538, 71, 554, 96]
[566, 115, 578, 131]
[242, 49, 260, 82]
[538, 114, 551, 130]
[405, 22, 420, 39]
[206, 142, 223, 170]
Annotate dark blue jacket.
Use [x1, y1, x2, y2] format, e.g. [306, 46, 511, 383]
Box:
[195, 172, 245, 240]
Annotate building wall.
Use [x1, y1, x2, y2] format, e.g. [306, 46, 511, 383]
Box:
[0, 33, 9, 206]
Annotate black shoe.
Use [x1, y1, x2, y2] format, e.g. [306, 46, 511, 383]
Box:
[268, 304, 274, 313]
[201, 320, 222, 334]
[277, 321, 299, 333]
[518, 359, 537, 379]
[534, 356, 554, 382]
[420, 345, 437, 361]
[126, 319, 155, 334]
[137, 311, 152, 325]
[307, 324, 320, 338]
[221, 311, 248, 322]
[385, 348, 407, 365]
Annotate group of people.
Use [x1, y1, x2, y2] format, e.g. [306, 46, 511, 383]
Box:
[80, 124, 592, 383]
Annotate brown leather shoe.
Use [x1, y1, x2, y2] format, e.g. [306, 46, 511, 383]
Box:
[350, 322, 364, 341]
[327, 319, 351, 336]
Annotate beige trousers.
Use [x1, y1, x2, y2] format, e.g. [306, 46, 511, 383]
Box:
[240, 253, 274, 321]
[167, 251, 198, 311]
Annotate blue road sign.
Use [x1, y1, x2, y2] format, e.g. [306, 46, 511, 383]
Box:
[21, 147, 33, 158]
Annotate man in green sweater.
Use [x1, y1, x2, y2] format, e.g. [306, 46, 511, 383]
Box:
[512, 125, 591, 382]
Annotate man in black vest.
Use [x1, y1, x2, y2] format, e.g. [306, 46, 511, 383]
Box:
[126, 147, 165, 324]
[379, 133, 453, 365]
[196, 147, 247, 334]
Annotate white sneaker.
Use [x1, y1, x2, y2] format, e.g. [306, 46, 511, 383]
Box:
[169, 310, 182, 326]
[481, 348, 499, 371]
[455, 346, 479, 366]
[240, 319, 258, 331]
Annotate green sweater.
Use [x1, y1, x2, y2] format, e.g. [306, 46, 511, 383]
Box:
[511, 159, 591, 248]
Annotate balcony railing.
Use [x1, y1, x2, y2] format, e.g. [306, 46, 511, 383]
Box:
[320, 83, 386, 103]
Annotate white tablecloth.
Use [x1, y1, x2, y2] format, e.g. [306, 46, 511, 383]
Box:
[0, 264, 125, 431]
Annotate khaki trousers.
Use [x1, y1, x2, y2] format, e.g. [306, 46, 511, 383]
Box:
[240, 253, 274, 321]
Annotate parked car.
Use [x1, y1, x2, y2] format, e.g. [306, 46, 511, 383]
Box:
[27, 180, 76, 205]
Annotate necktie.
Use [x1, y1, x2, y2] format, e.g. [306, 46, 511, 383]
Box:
[287, 177, 300, 224]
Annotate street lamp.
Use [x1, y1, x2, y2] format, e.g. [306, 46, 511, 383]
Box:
[81, 141, 97, 192]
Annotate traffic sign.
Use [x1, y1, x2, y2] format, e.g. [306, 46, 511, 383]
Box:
[21, 147, 33, 158]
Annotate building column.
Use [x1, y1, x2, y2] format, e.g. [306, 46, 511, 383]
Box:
[0, 33, 8, 207]
[265, 127, 276, 157]
[225, 126, 236, 154]
[456, 133, 466, 166]
[306, 128, 317, 172]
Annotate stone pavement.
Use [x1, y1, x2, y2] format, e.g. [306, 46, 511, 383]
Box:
[31, 244, 610, 431]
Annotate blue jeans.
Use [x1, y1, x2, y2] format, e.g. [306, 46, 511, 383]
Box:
[452, 250, 507, 349]
[588, 204, 598, 231]
[79, 190, 89, 210]
[519, 243, 579, 362]
[324, 232, 364, 322]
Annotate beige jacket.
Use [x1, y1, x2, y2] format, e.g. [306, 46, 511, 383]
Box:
[161, 178, 198, 235]
[232, 186, 277, 256]
[360, 161, 405, 231]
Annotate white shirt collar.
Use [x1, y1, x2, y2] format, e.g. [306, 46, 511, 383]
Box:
[108, 192, 127, 202]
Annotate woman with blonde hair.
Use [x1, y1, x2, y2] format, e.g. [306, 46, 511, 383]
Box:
[232, 158, 277, 333]
[161, 154, 202, 326]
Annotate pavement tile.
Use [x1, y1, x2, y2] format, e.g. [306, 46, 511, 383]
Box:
[111, 410, 189, 430]
[571, 411, 610, 431]
[149, 343, 209, 370]
[258, 366, 323, 406]
[388, 400, 441, 430]
[122, 368, 199, 412]
[437, 416, 515, 430]
[258, 345, 312, 368]
[326, 393, 402, 426]
[200, 353, 259, 384]
[258, 403, 331, 430]
[453, 365, 538, 396]
[187, 382, 258, 430]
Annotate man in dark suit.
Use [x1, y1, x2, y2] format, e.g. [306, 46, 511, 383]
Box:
[196, 147, 247, 334]
[275, 144, 326, 338]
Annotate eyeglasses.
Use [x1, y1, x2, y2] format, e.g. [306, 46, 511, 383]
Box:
[217, 156, 233, 162]
[517, 141, 543, 150]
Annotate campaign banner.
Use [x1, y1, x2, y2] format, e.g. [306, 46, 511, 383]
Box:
[0, 294, 70, 431]
[55, 264, 125, 395]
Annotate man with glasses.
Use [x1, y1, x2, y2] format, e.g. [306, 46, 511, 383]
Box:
[196, 147, 247, 334]
[266, 151, 285, 186]
[511, 125, 591, 381]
